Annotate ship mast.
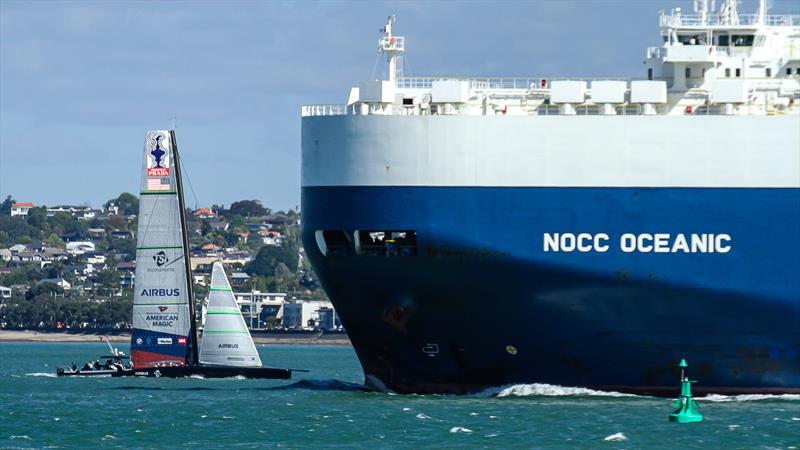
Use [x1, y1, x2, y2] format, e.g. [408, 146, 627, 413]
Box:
[170, 129, 200, 366]
[379, 16, 404, 81]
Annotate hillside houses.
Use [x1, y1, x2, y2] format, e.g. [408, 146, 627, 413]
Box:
[10, 202, 34, 216]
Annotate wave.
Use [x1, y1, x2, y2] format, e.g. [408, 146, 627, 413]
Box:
[697, 394, 800, 402]
[25, 372, 56, 378]
[477, 383, 638, 398]
[266, 379, 370, 392]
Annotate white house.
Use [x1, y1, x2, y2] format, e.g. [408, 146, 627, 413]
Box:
[10, 202, 33, 216]
[0, 286, 11, 298]
[0, 249, 11, 262]
[66, 241, 96, 255]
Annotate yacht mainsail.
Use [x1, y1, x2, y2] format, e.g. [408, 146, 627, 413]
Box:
[199, 262, 263, 367]
[130, 130, 195, 368]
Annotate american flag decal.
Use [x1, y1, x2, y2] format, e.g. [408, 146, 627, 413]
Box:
[147, 178, 171, 191]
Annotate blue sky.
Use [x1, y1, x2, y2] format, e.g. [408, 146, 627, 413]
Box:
[1, 0, 798, 211]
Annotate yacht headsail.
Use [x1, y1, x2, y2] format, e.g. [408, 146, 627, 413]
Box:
[199, 262, 263, 367]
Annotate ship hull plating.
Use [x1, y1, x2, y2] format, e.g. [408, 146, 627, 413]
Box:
[301, 186, 800, 395]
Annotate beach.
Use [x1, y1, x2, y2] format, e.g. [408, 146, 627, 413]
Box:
[0, 329, 350, 345]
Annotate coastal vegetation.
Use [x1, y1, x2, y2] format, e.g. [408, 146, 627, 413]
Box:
[0, 194, 326, 329]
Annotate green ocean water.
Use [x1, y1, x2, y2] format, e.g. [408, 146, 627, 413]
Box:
[0, 342, 798, 449]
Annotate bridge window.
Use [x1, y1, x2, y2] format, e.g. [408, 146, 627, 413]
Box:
[718, 35, 729, 46]
[788, 68, 793, 76]
[685, 67, 691, 78]
[725, 68, 731, 77]
[735, 68, 741, 78]
[356, 230, 417, 257]
[731, 35, 754, 47]
[648, 68, 653, 80]
[315, 230, 353, 257]
[766, 68, 772, 78]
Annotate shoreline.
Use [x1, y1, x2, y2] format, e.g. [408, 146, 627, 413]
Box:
[0, 330, 351, 346]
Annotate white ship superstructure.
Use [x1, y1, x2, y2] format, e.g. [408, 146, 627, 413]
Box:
[304, 1, 799, 119]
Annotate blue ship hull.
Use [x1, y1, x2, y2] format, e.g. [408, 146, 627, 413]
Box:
[301, 186, 800, 395]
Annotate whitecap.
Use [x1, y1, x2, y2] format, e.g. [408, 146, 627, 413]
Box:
[26, 372, 56, 378]
[222, 416, 235, 419]
[188, 374, 205, 379]
[699, 394, 800, 402]
[102, 435, 117, 441]
[792, 417, 800, 421]
[286, 403, 293, 406]
[416, 413, 431, 420]
[604, 432, 627, 442]
[10, 435, 31, 440]
[402, 407, 411, 411]
[53, 417, 60, 421]
[201, 415, 208, 418]
[489, 415, 498, 419]
[469, 412, 478, 416]
[449, 426, 473, 433]
[480, 383, 636, 398]
[728, 424, 740, 430]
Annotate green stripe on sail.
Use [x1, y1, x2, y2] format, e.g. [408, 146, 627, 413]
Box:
[140, 190, 177, 195]
[133, 302, 187, 305]
[203, 330, 249, 333]
[137, 245, 183, 250]
[206, 311, 240, 315]
[209, 287, 233, 291]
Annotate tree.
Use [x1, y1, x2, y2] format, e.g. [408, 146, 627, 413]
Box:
[246, 244, 298, 277]
[229, 200, 267, 218]
[44, 233, 65, 248]
[0, 195, 13, 214]
[105, 193, 139, 216]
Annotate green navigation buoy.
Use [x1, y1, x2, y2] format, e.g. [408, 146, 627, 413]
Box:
[669, 358, 704, 423]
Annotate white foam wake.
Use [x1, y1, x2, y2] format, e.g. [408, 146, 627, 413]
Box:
[697, 394, 800, 402]
[479, 383, 637, 398]
[26, 372, 56, 378]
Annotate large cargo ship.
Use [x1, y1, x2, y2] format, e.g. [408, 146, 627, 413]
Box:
[300, 0, 800, 395]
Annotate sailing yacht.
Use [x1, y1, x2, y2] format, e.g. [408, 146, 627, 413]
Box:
[125, 130, 294, 379]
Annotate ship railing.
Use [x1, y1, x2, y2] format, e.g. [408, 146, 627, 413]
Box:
[397, 77, 630, 90]
[660, 12, 800, 27]
[301, 104, 351, 117]
[535, 104, 670, 116]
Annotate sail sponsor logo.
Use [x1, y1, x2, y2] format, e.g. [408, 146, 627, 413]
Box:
[542, 233, 732, 254]
[146, 133, 170, 177]
[177, 337, 187, 345]
[145, 313, 179, 328]
[157, 337, 173, 345]
[147, 251, 176, 273]
[158, 306, 168, 312]
[140, 288, 180, 297]
[218, 344, 239, 349]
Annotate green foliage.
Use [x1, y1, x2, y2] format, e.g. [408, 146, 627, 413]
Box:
[44, 233, 65, 248]
[105, 192, 139, 216]
[0, 196, 14, 214]
[229, 200, 268, 218]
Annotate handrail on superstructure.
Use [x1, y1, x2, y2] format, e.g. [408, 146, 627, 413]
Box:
[660, 12, 800, 27]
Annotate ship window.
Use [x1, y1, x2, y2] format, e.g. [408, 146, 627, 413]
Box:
[685, 67, 691, 78]
[731, 35, 754, 47]
[788, 68, 793, 75]
[735, 68, 741, 77]
[356, 230, 417, 257]
[402, 98, 414, 106]
[718, 35, 729, 46]
[766, 68, 772, 77]
[648, 68, 653, 80]
[315, 230, 353, 257]
[796, 68, 799, 75]
[725, 68, 731, 77]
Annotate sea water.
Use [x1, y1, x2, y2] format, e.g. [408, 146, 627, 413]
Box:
[0, 342, 798, 449]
